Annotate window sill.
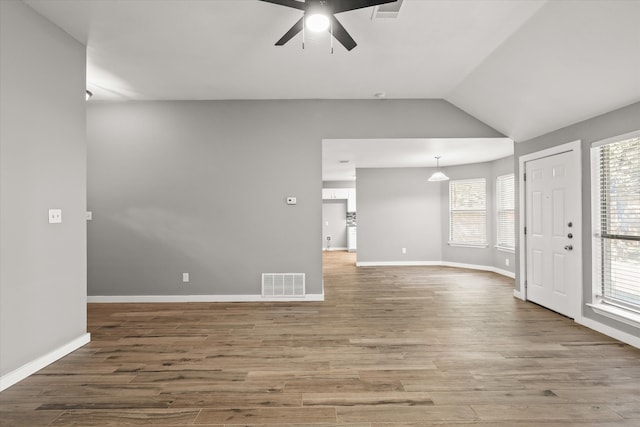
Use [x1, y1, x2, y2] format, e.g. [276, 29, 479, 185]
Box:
[495, 246, 515, 254]
[448, 242, 489, 249]
[587, 302, 640, 329]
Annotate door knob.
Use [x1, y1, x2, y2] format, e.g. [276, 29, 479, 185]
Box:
[564, 245, 573, 251]
[567, 233, 573, 239]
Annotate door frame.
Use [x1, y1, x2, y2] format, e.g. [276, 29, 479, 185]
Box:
[517, 140, 583, 320]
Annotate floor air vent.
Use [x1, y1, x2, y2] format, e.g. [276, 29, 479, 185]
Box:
[262, 273, 305, 297]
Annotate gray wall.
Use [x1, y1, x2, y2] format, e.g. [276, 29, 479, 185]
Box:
[491, 156, 517, 273]
[356, 156, 515, 271]
[439, 161, 494, 267]
[87, 100, 503, 296]
[322, 200, 347, 249]
[0, 0, 87, 376]
[357, 168, 442, 263]
[439, 156, 515, 272]
[323, 181, 356, 189]
[515, 101, 640, 338]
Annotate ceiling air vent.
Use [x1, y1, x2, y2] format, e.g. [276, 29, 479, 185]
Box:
[371, 0, 403, 19]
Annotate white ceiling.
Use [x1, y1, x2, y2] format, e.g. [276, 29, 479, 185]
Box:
[25, 0, 640, 144]
[323, 138, 513, 182]
[25, 0, 547, 101]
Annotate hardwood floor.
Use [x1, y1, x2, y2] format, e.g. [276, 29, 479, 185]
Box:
[1, 250, 639, 426]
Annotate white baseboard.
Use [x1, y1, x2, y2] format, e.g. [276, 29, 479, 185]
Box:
[440, 261, 516, 279]
[0, 333, 91, 392]
[513, 289, 525, 300]
[490, 267, 517, 279]
[577, 316, 640, 349]
[323, 247, 348, 251]
[88, 293, 325, 303]
[356, 260, 516, 279]
[356, 261, 441, 267]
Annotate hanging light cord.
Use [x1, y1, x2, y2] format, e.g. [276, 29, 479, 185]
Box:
[330, 18, 334, 54]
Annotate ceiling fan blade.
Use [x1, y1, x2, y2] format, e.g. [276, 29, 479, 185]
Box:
[329, 16, 357, 51]
[332, 0, 397, 13]
[258, 0, 307, 10]
[275, 17, 304, 46]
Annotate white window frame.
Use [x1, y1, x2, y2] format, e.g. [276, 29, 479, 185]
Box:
[588, 130, 640, 328]
[448, 178, 488, 248]
[495, 173, 515, 253]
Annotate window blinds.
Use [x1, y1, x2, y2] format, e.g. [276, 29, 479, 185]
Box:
[496, 174, 515, 249]
[593, 135, 640, 311]
[449, 178, 487, 245]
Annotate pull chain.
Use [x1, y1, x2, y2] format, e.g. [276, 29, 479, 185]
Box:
[330, 19, 333, 54]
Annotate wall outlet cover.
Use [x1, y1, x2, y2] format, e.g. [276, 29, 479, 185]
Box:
[286, 197, 297, 205]
[48, 209, 62, 224]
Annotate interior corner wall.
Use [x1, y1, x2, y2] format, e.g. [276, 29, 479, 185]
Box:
[0, 0, 87, 378]
[439, 161, 494, 267]
[356, 168, 442, 263]
[491, 156, 516, 273]
[87, 100, 503, 297]
[355, 156, 515, 269]
[322, 200, 348, 250]
[438, 156, 515, 273]
[515, 101, 640, 338]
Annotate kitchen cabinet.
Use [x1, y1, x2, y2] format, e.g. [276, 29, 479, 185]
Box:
[322, 188, 349, 200]
[347, 189, 356, 212]
[348, 226, 357, 252]
[323, 188, 356, 212]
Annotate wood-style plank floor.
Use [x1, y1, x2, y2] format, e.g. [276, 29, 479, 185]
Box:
[2, 251, 639, 426]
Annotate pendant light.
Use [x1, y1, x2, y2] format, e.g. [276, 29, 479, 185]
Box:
[428, 155, 449, 182]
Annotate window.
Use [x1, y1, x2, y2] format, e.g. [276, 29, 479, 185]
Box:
[496, 174, 515, 251]
[449, 178, 487, 246]
[591, 131, 640, 323]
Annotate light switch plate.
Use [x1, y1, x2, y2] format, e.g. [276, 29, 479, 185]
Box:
[86, 211, 93, 221]
[286, 197, 297, 205]
[48, 209, 62, 224]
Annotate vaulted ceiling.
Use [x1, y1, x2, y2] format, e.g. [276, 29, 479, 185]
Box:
[26, 0, 640, 142]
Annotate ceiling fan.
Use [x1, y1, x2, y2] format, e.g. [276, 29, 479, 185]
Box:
[259, 0, 397, 51]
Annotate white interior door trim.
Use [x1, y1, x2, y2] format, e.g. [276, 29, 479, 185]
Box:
[518, 140, 583, 321]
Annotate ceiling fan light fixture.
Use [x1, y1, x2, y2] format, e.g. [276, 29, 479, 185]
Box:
[306, 13, 330, 32]
[428, 155, 450, 182]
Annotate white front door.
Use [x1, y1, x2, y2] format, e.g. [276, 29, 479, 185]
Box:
[524, 149, 581, 318]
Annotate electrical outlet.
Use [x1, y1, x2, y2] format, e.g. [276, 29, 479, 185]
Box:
[402, 248, 407, 254]
[48, 209, 62, 224]
[182, 273, 189, 283]
[505, 258, 510, 266]
[286, 197, 297, 205]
